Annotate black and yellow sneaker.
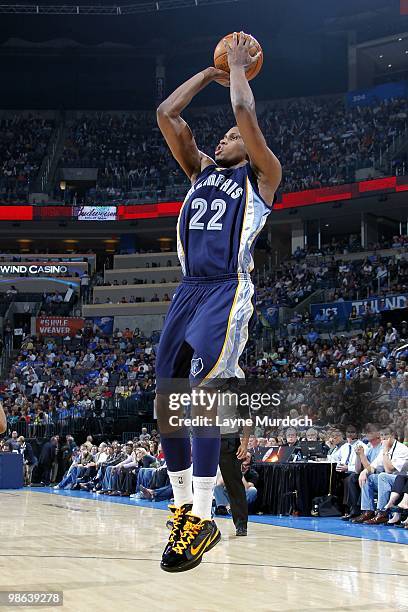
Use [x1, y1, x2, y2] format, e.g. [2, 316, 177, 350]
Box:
[163, 503, 192, 555]
[160, 512, 221, 573]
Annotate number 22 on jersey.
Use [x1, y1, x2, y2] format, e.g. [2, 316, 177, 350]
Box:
[188, 198, 226, 231]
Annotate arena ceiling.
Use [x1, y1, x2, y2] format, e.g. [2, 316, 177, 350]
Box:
[0, 0, 404, 41]
[0, 0, 247, 15]
[0, 0, 405, 107]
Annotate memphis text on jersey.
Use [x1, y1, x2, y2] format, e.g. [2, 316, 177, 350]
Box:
[184, 171, 244, 201]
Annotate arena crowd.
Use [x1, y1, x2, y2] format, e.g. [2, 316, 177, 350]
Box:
[0, 94, 406, 204]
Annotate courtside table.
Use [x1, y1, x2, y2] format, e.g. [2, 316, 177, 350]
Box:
[0, 453, 24, 489]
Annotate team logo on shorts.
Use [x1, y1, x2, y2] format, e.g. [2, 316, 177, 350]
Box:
[190, 357, 204, 377]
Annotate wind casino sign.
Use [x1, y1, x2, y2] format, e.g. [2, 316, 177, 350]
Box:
[0, 261, 87, 277]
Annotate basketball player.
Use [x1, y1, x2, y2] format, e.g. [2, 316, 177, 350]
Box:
[155, 32, 281, 572]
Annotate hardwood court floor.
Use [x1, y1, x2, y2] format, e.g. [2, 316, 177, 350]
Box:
[0, 490, 407, 612]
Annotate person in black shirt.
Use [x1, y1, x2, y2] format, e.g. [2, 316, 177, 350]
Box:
[214, 387, 254, 536]
[17, 436, 38, 486]
[214, 452, 258, 536]
[38, 436, 58, 486]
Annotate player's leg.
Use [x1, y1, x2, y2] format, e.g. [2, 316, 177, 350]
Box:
[156, 361, 193, 508]
[156, 283, 208, 571]
[156, 288, 195, 509]
[187, 275, 253, 519]
[161, 276, 253, 572]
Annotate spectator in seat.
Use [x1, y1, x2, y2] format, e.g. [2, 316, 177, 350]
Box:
[327, 430, 346, 462]
[83, 435, 94, 451]
[77, 442, 108, 489]
[334, 425, 367, 475]
[136, 447, 157, 468]
[385, 323, 398, 344]
[138, 465, 172, 502]
[123, 328, 133, 340]
[341, 424, 382, 521]
[139, 427, 150, 441]
[98, 442, 127, 494]
[352, 427, 408, 524]
[284, 427, 299, 447]
[0, 439, 12, 452]
[7, 430, 19, 450]
[108, 442, 136, 496]
[384, 474, 408, 525]
[305, 428, 319, 442]
[55, 445, 94, 490]
[54, 447, 82, 489]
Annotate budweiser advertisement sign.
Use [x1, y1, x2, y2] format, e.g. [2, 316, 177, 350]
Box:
[76, 206, 117, 221]
[36, 317, 85, 337]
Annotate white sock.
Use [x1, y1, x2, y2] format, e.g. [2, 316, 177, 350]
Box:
[192, 475, 216, 521]
[168, 466, 193, 507]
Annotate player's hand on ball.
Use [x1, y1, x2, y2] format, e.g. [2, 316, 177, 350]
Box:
[224, 31, 261, 71]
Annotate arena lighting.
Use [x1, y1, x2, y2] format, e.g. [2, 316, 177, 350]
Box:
[0, 0, 246, 15]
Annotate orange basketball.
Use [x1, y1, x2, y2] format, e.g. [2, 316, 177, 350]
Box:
[214, 32, 263, 81]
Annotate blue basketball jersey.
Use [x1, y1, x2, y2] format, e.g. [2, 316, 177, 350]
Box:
[177, 163, 271, 277]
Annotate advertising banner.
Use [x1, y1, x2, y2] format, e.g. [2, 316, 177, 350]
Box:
[310, 294, 408, 321]
[85, 316, 114, 336]
[36, 317, 85, 337]
[259, 305, 279, 328]
[346, 81, 408, 107]
[0, 261, 87, 277]
[76, 206, 117, 221]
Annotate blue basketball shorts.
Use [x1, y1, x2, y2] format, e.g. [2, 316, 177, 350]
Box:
[155, 273, 254, 391]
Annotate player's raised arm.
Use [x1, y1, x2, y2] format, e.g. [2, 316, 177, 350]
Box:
[226, 32, 282, 205]
[157, 67, 229, 182]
